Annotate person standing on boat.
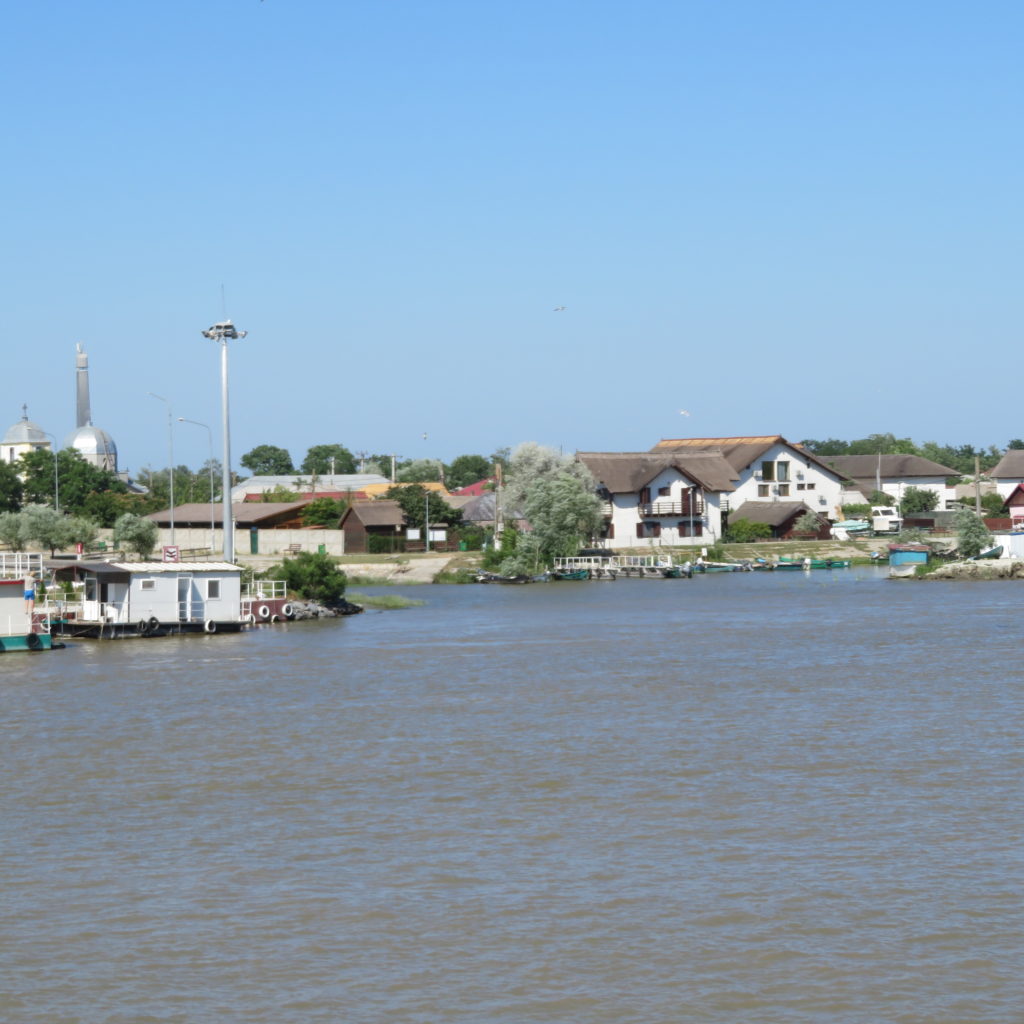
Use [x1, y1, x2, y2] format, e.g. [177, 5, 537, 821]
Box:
[24, 572, 37, 616]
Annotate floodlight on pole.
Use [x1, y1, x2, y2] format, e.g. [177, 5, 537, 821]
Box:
[179, 417, 215, 553]
[201, 319, 247, 563]
[148, 392, 175, 545]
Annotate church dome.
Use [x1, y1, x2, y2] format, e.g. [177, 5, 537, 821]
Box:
[3, 412, 49, 446]
[64, 424, 118, 471]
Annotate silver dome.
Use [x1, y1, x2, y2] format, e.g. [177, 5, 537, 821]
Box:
[64, 425, 118, 471]
[3, 414, 49, 446]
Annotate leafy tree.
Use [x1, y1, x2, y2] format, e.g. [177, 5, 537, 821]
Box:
[868, 490, 897, 506]
[273, 551, 347, 604]
[847, 433, 917, 456]
[1008, 439, 1024, 450]
[954, 509, 991, 559]
[446, 454, 492, 490]
[0, 510, 29, 549]
[979, 492, 1006, 516]
[261, 485, 301, 502]
[65, 516, 100, 550]
[499, 444, 602, 575]
[82, 490, 147, 527]
[301, 497, 347, 526]
[22, 504, 75, 555]
[900, 487, 939, 514]
[396, 458, 445, 484]
[240, 445, 294, 475]
[799, 438, 849, 456]
[19, 448, 127, 514]
[113, 513, 159, 559]
[0, 461, 23, 512]
[385, 484, 462, 530]
[724, 518, 773, 542]
[301, 444, 357, 475]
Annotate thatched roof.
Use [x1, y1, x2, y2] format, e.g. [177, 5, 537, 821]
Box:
[576, 452, 738, 494]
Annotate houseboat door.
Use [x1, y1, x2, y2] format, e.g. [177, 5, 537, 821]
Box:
[177, 576, 190, 622]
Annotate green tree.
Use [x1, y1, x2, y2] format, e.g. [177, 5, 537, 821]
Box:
[499, 444, 602, 575]
[979, 492, 1006, 516]
[0, 510, 29, 549]
[301, 444, 357, 475]
[273, 551, 347, 604]
[446, 454, 492, 490]
[847, 433, 918, 456]
[799, 438, 849, 456]
[0, 461, 23, 511]
[240, 445, 294, 475]
[113, 513, 159, 559]
[22, 504, 75, 555]
[900, 487, 940, 514]
[65, 516, 100, 550]
[954, 509, 991, 559]
[1008, 439, 1024, 450]
[19, 448, 127, 514]
[396, 458, 445, 484]
[301, 497, 347, 526]
[261, 485, 301, 502]
[82, 490, 147, 527]
[724, 518, 773, 542]
[385, 484, 462, 530]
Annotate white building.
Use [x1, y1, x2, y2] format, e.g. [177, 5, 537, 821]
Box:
[2, 407, 51, 465]
[820, 453, 960, 509]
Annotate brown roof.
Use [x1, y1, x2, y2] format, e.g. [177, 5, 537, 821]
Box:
[989, 450, 1024, 480]
[729, 500, 813, 527]
[823, 454, 959, 480]
[576, 452, 738, 494]
[651, 435, 842, 479]
[147, 501, 310, 526]
[342, 500, 405, 528]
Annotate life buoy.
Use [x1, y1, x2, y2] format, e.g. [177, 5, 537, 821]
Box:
[204, 619, 217, 634]
[258, 605, 271, 620]
[281, 603, 294, 618]
[26, 632, 43, 650]
[137, 619, 150, 636]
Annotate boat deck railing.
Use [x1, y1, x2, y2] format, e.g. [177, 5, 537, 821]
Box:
[243, 580, 287, 600]
[0, 552, 44, 578]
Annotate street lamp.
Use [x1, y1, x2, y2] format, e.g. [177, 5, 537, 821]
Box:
[42, 432, 59, 512]
[201, 319, 247, 563]
[178, 417, 215, 553]
[148, 392, 175, 545]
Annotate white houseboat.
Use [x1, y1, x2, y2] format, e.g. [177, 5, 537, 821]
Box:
[1, 553, 55, 651]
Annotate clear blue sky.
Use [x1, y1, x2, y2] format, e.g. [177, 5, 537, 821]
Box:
[3, 1, 1022, 475]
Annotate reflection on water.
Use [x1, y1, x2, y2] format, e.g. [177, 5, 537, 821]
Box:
[4, 569, 1022, 1022]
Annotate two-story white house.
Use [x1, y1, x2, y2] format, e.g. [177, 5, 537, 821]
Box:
[576, 451, 738, 548]
[986, 450, 1024, 502]
[649, 435, 847, 536]
[821, 454, 960, 509]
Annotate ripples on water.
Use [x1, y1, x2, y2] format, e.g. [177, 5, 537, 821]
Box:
[3, 570, 1022, 1022]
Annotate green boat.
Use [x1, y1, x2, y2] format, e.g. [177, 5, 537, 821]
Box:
[550, 569, 590, 581]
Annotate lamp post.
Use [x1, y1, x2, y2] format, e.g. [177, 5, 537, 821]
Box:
[178, 417, 215, 553]
[42, 432, 59, 512]
[424, 488, 430, 553]
[201, 319, 247, 563]
[148, 392, 175, 545]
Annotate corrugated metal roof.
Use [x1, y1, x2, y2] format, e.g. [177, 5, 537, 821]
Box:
[111, 562, 242, 573]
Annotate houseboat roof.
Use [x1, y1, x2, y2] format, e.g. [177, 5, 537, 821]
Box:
[51, 561, 240, 578]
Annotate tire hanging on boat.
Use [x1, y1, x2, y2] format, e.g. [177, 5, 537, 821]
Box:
[137, 619, 150, 636]
[258, 605, 271, 620]
[26, 632, 43, 650]
[204, 619, 217, 634]
[281, 603, 294, 618]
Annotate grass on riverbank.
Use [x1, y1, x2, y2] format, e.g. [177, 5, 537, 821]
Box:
[347, 591, 425, 609]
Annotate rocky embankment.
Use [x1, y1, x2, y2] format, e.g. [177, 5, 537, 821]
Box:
[927, 559, 1024, 580]
[289, 598, 364, 618]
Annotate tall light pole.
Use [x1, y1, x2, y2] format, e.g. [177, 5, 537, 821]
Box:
[42, 432, 59, 512]
[179, 417, 215, 553]
[148, 392, 175, 545]
[201, 319, 247, 563]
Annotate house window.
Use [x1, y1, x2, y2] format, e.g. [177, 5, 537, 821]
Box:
[207, 579, 221, 599]
[635, 522, 661, 538]
[605, 523, 615, 539]
[760, 461, 775, 482]
[658, 486, 670, 497]
[805, 483, 815, 490]
[141, 579, 156, 591]
[758, 484, 769, 498]
[777, 484, 790, 497]
[776, 461, 790, 482]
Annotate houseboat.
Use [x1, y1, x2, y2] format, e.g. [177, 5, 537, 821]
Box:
[1, 553, 55, 651]
[49, 560, 249, 639]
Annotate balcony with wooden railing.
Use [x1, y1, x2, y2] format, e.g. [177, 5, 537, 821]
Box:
[639, 497, 704, 517]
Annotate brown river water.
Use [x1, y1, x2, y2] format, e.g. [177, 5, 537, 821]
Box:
[3, 568, 1022, 1023]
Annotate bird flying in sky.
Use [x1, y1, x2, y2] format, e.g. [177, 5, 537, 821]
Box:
[553, 306, 566, 311]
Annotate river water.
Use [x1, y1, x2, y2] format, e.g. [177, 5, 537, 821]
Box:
[3, 568, 1022, 1023]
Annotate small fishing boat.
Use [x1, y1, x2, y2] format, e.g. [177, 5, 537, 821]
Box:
[475, 571, 535, 584]
[971, 545, 1003, 560]
[550, 568, 590, 581]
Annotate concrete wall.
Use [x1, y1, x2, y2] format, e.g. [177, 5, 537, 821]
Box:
[151, 527, 345, 558]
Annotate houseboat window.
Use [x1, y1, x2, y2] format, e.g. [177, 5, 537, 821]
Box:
[776, 461, 790, 482]
[758, 484, 769, 498]
[207, 579, 221, 599]
[141, 579, 155, 591]
[760, 461, 775, 482]
[85, 578, 98, 601]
